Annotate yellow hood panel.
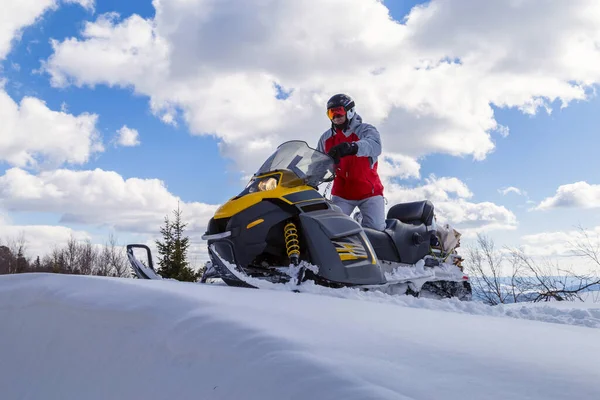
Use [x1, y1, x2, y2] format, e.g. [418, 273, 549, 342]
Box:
[214, 184, 317, 219]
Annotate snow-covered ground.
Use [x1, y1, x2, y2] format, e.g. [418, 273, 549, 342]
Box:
[1, 273, 599, 400]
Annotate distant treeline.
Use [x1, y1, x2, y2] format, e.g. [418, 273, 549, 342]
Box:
[0, 234, 131, 278]
[0, 204, 203, 282]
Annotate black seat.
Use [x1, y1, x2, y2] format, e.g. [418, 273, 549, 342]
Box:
[383, 219, 433, 264]
[387, 200, 434, 226]
[363, 228, 400, 263]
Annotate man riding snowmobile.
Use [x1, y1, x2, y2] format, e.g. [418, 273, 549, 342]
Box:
[317, 94, 386, 231]
[127, 140, 472, 300]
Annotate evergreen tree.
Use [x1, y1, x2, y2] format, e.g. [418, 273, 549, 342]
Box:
[170, 204, 195, 281]
[34, 256, 42, 271]
[155, 204, 196, 281]
[156, 214, 174, 278]
[15, 248, 28, 273]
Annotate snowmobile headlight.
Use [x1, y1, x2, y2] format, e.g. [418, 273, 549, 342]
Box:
[257, 177, 278, 192]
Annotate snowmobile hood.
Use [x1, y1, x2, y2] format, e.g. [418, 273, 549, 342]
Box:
[213, 172, 320, 220]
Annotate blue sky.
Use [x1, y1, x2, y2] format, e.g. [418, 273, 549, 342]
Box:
[1, 0, 600, 265]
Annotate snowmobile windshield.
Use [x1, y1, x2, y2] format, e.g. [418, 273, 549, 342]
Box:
[255, 140, 335, 187]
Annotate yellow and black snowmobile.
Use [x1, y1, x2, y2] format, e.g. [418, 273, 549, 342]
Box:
[128, 140, 471, 300]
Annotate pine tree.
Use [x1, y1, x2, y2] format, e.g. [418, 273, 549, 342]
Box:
[170, 204, 195, 281]
[155, 203, 196, 281]
[156, 214, 174, 278]
[15, 248, 27, 273]
[34, 256, 42, 271]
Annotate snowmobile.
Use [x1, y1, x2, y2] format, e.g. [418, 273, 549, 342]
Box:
[127, 140, 471, 300]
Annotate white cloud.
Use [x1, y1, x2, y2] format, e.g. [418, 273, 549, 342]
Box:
[0, 86, 103, 168]
[0, 0, 95, 60]
[520, 227, 600, 271]
[43, 0, 600, 172]
[382, 175, 517, 236]
[0, 0, 55, 60]
[0, 222, 92, 259]
[64, 0, 95, 12]
[378, 153, 421, 180]
[0, 0, 103, 170]
[521, 231, 580, 257]
[0, 164, 215, 265]
[496, 125, 510, 138]
[536, 181, 600, 210]
[115, 125, 140, 147]
[0, 168, 219, 235]
[499, 186, 525, 196]
[45, 12, 169, 89]
[0, 210, 93, 259]
[384, 175, 473, 203]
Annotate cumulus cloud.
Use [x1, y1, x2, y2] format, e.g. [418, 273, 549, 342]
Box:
[536, 181, 600, 210]
[378, 153, 421, 180]
[0, 167, 219, 235]
[0, 210, 94, 259]
[0, 222, 92, 259]
[0, 0, 95, 60]
[0, 86, 103, 168]
[114, 125, 140, 147]
[520, 226, 600, 263]
[521, 231, 578, 257]
[0, 0, 56, 60]
[382, 175, 518, 236]
[46, 12, 168, 88]
[43, 0, 600, 173]
[0, 1, 102, 169]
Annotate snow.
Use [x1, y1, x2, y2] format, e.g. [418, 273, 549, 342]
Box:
[1, 273, 600, 400]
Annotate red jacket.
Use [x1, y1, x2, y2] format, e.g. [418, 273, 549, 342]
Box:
[317, 115, 384, 200]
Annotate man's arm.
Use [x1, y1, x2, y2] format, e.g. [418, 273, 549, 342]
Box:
[316, 133, 326, 154]
[355, 124, 382, 159]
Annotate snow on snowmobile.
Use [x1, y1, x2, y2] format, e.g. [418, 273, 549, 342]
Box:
[127, 140, 471, 300]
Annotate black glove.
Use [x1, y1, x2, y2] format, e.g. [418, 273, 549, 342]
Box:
[328, 142, 358, 164]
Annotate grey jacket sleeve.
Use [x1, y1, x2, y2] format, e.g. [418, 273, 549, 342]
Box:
[355, 123, 382, 159]
[316, 130, 329, 154]
[317, 136, 325, 153]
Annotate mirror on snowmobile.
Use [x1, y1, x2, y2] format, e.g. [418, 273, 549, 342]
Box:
[126, 244, 161, 280]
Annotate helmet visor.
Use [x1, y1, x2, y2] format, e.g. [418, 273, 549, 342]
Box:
[327, 106, 346, 120]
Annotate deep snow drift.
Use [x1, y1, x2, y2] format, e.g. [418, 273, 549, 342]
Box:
[1, 273, 599, 400]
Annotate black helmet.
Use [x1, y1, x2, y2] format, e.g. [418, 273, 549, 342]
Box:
[327, 93, 355, 112]
[326, 93, 356, 122]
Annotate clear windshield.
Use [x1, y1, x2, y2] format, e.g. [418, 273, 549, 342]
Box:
[255, 140, 335, 187]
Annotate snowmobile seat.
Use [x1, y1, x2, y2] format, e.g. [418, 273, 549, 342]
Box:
[387, 200, 435, 227]
[382, 218, 433, 264]
[363, 228, 400, 263]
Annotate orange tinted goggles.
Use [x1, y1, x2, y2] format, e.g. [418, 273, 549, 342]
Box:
[327, 106, 346, 120]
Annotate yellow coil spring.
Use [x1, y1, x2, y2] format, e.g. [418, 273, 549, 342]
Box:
[284, 222, 300, 259]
